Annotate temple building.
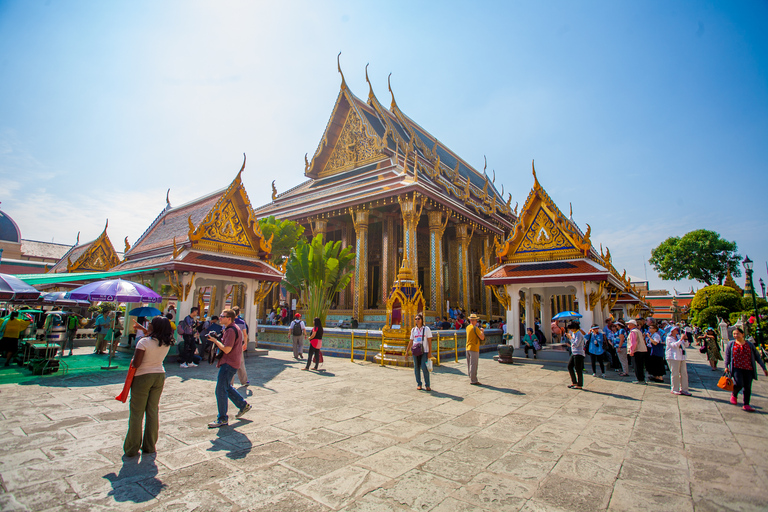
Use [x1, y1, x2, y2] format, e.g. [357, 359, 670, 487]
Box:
[254, 63, 517, 324]
[110, 159, 283, 329]
[47, 220, 121, 275]
[482, 166, 650, 347]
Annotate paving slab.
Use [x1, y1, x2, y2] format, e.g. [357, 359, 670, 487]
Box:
[0, 350, 766, 511]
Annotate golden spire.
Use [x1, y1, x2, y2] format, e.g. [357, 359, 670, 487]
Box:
[238, 153, 246, 178]
[124, 237, 131, 253]
[388, 73, 397, 110]
[75, 231, 80, 245]
[483, 155, 487, 173]
[337, 52, 347, 91]
[271, 180, 277, 201]
[365, 63, 374, 101]
[532, 159, 539, 188]
[166, 188, 171, 208]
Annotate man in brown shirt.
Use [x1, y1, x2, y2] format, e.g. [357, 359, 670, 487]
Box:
[207, 309, 251, 428]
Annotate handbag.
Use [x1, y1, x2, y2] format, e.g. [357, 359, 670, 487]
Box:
[717, 374, 734, 392]
[115, 366, 137, 403]
[699, 345, 707, 354]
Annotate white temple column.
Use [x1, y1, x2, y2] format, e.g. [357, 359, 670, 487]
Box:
[542, 289, 552, 342]
[524, 288, 533, 331]
[508, 284, 521, 348]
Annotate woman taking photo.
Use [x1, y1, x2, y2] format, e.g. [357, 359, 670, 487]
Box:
[406, 313, 432, 391]
[665, 325, 691, 396]
[725, 327, 768, 412]
[124, 316, 174, 457]
[303, 317, 323, 371]
[698, 328, 723, 371]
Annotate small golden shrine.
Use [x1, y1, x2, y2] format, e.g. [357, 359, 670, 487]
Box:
[48, 220, 121, 274]
[375, 258, 427, 367]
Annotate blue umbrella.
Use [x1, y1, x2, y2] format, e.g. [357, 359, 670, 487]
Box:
[69, 279, 162, 303]
[552, 311, 582, 320]
[42, 291, 91, 307]
[0, 273, 41, 301]
[129, 306, 163, 317]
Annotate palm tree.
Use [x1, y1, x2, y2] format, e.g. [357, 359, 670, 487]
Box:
[283, 234, 355, 325]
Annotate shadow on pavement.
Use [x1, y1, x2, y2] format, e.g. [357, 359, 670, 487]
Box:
[208, 422, 253, 460]
[104, 452, 165, 503]
[480, 383, 525, 395]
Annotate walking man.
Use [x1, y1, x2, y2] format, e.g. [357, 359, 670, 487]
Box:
[178, 307, 199, 368]
[628, 319, 648, 383]
[466, 313, 485, 385]
[207, 309, 251, 428]
[288, 313, 306, 360]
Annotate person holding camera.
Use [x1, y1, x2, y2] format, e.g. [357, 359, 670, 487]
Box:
[407, 313, 432, 390]
[207, 309, 251, 428]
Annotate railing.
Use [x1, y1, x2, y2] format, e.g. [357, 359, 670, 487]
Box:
[349, 330, 372, 363]
[433, 332, 459, 366]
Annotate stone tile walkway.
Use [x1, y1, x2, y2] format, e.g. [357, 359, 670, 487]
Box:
[0, 349, 766, 511]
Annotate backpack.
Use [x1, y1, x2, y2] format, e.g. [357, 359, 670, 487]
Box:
[291, 320, 303, 336]
[67, 315, 78, 330]
[178, 316, 194, 336]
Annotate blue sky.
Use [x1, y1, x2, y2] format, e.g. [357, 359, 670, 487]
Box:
[1, 0, 766, 292]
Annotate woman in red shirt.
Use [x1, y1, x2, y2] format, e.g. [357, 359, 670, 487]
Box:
[725, 327, 767, 412]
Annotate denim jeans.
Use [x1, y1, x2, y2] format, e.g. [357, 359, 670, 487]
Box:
[216, 363, 247, 423]
[413, 354, 430, 388]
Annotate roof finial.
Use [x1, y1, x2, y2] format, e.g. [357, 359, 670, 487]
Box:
[304, 153, 310, 172]
[483, 155, 487, 173]
[76, 231, 80, 245]
[104, 219, 108, 232]
[532, 159, 539, 188]
[271, 180, 277, 201]
[337, 52, 347, 91]
[238, 153, 246, 177]
[569, 202, 573, 219]
[492, 169, 496, 184]
[166, 188, 171, 208]
[388, 73, 397, 109]
[365, 63, 374, 101]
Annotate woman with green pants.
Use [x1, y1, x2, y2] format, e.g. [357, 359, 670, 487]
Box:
[124, 316, 174, 457]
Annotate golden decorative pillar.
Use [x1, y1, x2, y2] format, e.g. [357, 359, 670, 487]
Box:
[398, 192, 425, 278]
[428, 210, 449, 318]
[352, 209, 370, 322]
[483, 235, 493, 319]
[311, 219, 327, 239]
[456, 223, 474, 313]
[340, 223, 349, 309]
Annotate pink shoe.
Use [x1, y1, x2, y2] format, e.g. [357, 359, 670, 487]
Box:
[730, 395, 738, 405]
[671, 390, 681, 395]
[743, 405, 755, 412]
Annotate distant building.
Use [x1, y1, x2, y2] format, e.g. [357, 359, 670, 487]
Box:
[0, 207, 72, 274]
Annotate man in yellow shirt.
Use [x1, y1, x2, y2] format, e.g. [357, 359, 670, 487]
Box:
[466, 313, 485, 385]
[1, 312, 32, 366]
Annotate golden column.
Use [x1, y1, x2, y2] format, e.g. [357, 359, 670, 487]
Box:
[428, 210, 449, 318]
[340, 223, 349, 309]
[455, 223, 474, 313]
[398, 192, 425, 278]
[352, 209, 370, 322]
[311, 219, 327, 240]
[483, 235, 493, 319]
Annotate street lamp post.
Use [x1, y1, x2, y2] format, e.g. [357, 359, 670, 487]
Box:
[742, 256, 763, 349]
[760, 278, 766, 299]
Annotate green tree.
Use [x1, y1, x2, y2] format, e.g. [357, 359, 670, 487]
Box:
[282, 234, 355, 325]
[258, 216, 305, 262]
[649, 229, 741, 285]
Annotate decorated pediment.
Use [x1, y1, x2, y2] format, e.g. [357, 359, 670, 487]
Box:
[66, 220, 121, 272]
[321, 109, 384, 177]
[496, 162, 592, 263]
[187, 163, 273, 258]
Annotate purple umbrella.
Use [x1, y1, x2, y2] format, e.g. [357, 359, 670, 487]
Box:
[42, 291, 91, 307]
[69, 279, 162, 303]
[0, 273, 42, 301]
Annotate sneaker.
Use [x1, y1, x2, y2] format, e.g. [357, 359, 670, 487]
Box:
[679, 391, 692, 396]
[601, 374, 606, 379]
[730, 395, 738, 405]
[180, 363, 189, 368]
[671, 390, 681, 395]
[207, 420, 228, 428]
[236, 404, 251, 418]
[743, 405, 756, 412]
[188, 362, 198, 367]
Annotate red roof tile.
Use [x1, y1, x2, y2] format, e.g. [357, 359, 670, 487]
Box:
[483, 259, 609, 285]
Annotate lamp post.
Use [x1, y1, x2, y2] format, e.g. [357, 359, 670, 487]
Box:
[761, 278, 766, 299]
[743, 256, 763, 348]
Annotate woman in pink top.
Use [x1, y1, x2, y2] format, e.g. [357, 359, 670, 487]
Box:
[124, 316, 174, 457]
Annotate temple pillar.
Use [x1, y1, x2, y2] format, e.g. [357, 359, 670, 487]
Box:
[311, 219, 327, 240]
[455, 223, 473, 313]
[483, 236, 493, 320]
[398, 192, 425, 278]
[575, 283, 593, 330]
[352, 209, 369, 322]
[428, 210, 448, 318]
[524, 288, 533, 331]
[508, 284, 521, 348]
[340, 223, 349, 309]
[542, 288, 552, 342]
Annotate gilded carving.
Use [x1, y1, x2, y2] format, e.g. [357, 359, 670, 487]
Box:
[322, 110, 383, 176]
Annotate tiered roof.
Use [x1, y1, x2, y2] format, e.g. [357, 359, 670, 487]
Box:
[48, 221, 120, 274]
[255, 60, 516, 235]
[112, 157, 282, 282]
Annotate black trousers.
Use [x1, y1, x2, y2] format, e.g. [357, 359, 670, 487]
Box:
[590, 353, 605, 374]
[306, 344, 320, 370]
[732, 368, 754, 405]
[524, 345, 537, 356]
[633, 351, 647, 382]
[181, 334, 196, 364]
[568, 355, 584, 386]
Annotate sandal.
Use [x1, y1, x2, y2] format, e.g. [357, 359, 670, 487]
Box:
[568, 384, 576, 389]
[425, 387, 432, 391]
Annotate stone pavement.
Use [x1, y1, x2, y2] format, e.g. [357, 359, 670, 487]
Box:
[1, 349, 767, 511]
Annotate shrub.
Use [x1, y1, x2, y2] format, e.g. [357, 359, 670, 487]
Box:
[696, 306, 730, 328]
[741, 296, 768, 311]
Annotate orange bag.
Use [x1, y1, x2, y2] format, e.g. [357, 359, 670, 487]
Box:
[115, 366, 137, 403]
[717, 374, 734, 392]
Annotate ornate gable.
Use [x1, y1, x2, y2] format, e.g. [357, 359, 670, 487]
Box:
[187, 161, 273, 258]
[320, 107, 385, 177]
[66, 221, 120, 272]
[496, 162, 592, 263]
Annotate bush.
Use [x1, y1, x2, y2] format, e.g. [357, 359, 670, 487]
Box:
[741, 296, 768, 311]
[696, 306, 730, 328]
[690, 285, 742, 312]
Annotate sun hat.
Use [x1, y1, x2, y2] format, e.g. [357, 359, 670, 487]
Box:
[469, 313, 479, 321]
[670, 325, 680, 333]
[295, 313, 301, 319]
[626, 319, 637, 326]
[590, 324, 599, 330]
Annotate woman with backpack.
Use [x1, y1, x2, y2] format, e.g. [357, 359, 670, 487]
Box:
[406, 313, 432, 391]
